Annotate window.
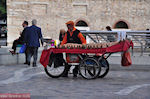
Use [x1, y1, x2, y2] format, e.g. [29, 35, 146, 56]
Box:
[75, 20, 88, 27]
[114, 21, 128, 29]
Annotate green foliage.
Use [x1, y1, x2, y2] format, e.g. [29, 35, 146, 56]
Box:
[0, 0, 6, 15]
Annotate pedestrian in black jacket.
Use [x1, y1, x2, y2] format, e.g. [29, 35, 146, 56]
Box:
[9, 21, 28, 64]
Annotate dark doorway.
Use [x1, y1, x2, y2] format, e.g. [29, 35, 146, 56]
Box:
[75, 20, 88, 27]
[0, 0, 7, 46]
[114, 21, 128, 29]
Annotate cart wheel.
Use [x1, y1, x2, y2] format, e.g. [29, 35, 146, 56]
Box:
[45, 59, 67, 78]
[98, 57, 109, 78]
[79, 57, 101, 79]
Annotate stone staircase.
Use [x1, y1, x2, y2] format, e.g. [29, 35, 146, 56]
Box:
[0, 47, 150, 65]
[0, 47, 43, 65]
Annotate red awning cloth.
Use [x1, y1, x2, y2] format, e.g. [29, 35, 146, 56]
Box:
[40, 40, 133, 67]
[40, 48, 106, 67]
[106, 40, 133, 53]
[51, 48, 106, 54]
[40, 49, 52, 67]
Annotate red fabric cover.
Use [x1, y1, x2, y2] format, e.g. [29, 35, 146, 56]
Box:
[40, 49, 52, 67]
[40, 40, 133, 67]
[106, 40, 133, 52]
[121, 51, 132, 66]
[52, 48, 106, 54]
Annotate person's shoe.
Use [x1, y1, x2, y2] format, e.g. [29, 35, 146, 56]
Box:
[62, 74, 68, 77]
[9, 50, 16, 55]
[62, 65, 71, 77]
[73, 74, 77, 78]
[24, 62, 28, 64]
[73, 68, 78, 78]
[33, 63, 37, 67]
[27, 62, 30, 66]
[62, 71, 68, 77]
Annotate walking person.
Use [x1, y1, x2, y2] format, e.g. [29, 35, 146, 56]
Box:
[24, 19, 43, 67]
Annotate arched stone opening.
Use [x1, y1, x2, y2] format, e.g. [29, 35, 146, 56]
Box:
[75, 20, 90, 31]
[75, 20, 88, 27]
[114, 21, 129, 29]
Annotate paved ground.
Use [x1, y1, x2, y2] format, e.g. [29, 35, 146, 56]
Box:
[0, 63, 150, 99]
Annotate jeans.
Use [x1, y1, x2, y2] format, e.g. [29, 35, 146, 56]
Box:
[27, 47, 38, 64]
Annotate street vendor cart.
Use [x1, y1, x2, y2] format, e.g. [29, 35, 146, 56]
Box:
[40, 40, 133, 79]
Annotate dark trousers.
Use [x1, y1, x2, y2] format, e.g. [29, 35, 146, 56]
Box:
[12, 39, 23, 52]
[24, 48, 28, 63]
[12, 39, 27, 63]
[27, 47, 38, 64]
[64, 65, 78, 76]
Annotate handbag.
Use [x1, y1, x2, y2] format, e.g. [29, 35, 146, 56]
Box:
[19, 44, 26, 53]
[121, 51, 132, 66]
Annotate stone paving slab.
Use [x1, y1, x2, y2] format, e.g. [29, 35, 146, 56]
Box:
[0, 64, 150, 99]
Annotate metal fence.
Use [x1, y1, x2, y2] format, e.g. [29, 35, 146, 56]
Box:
[81, 31, 150, 56]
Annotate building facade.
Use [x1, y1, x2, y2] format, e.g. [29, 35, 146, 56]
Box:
[7, 0, 150, 44]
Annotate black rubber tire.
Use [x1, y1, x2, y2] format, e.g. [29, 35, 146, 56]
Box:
[79, 57, 101, 79]
[98, 57, 109, 78]
[44, 59, 67, 78]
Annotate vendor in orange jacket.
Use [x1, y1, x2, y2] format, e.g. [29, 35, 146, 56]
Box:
[61, 21, 86, 77]
[61, 21, 86, 46]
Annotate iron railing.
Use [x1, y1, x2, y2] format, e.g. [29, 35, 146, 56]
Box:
[81, 31, 150, 56]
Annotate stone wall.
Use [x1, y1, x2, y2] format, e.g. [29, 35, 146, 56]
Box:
[7, 0, 150, 45]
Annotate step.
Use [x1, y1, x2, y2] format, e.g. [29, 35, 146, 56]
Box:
[0, 47, 150, 65]
[0, 47, 43, 65]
